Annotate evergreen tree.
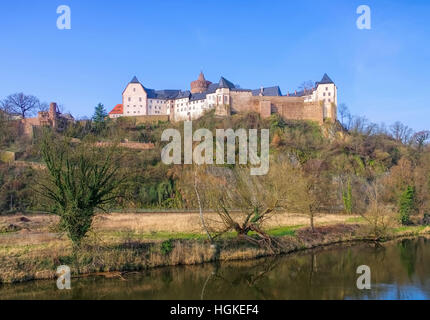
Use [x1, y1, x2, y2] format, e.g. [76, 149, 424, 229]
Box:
[92, 103, 107, 123]
[92, 103, 108, 133]
[342, 178, 353, 214]
[398, 186, 416, 225]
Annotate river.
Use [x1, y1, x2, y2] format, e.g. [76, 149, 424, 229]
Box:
[1, 237, 430, 300]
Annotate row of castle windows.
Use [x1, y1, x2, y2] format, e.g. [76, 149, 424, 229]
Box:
[126, 110, 161, 114]
[126, 104, 162, 109]
[176, 105, 205, 113]
[127, 97, 170, 104]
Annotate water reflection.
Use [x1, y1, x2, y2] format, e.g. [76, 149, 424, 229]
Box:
[1, 237, 430, 300]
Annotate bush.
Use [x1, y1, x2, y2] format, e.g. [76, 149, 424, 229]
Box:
[422, 213, 430, 226]
[160, 239, 174, 255]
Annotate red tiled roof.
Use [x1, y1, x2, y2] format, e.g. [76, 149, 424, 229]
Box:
[109, 104, 123, 115]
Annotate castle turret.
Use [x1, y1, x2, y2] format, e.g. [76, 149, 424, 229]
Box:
[191, 72, 212, 93]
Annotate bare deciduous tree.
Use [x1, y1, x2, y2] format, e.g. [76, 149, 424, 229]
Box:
[285, 159, 333, 233]
[360, 181, 395, 239]
[298, 81, 315, 93]
[199, 162, 291, 251]
[338, 104, 352, 130]
[1, 93, 45, 119]
[413, 131, 430, 152]
[389, 121, 413, 144]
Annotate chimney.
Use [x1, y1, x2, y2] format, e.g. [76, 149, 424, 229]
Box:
[294, 90, 297, 96]
[260, 86, 264, 96]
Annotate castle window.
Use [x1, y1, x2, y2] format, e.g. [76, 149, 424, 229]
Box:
[326, 87, 328, 91]
[323, 93, 326, 96]
[128, 98, 131, 102]
[328, 93, 331, 96]
[139, 98, 142, 102]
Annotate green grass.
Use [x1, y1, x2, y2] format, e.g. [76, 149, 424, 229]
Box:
[267, 225, 302, 237]
[247, 225, 302, 238]
[345, 217, 366, 223]
[392, 225, 427, 234]
[105, 225, 304, 242]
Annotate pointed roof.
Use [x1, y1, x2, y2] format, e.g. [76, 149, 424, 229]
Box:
[198, 72, 206, 82]
[130, 76, 140, 84]
[218, 77, 236, 89]
[318, 73, 334, 85]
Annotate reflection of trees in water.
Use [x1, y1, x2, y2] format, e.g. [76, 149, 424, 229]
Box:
[2, 238, 430, 300]
[200, 247, 369, 300]
[398, 239, 417, 278]
[200, 257, 281, 300]
[200, 240, 430, 300]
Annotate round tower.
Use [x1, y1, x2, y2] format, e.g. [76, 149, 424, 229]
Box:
[49, 102, 58, 128]
[190, 72, 212, 93]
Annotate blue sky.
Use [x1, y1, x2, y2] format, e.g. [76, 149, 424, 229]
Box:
[0, 0, 429, 130]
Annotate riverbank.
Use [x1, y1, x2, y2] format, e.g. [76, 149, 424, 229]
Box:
[1, 212, 429, 284]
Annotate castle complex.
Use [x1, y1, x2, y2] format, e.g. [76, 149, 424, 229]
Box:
[109, 73, 338, 124]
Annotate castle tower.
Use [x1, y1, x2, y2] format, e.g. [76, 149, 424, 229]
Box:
[190, 72, 212, 93]
[315, 74, 337, 121]
[49, 102, 58, 128]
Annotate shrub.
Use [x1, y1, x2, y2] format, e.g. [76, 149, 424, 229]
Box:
[160, 239, 174, 255]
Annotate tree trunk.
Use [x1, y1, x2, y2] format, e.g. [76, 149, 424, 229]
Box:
[194, 169, 213, 243]
[310, 212, 315, 233]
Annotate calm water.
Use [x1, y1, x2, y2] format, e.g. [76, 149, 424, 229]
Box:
[1, 237, 430, 300]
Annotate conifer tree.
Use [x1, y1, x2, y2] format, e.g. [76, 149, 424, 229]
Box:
[398, 186, 416, 225]
[92, 103, 108, 133]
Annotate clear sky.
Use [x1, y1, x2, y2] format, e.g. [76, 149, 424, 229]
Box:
[0, 0, 429, 130]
